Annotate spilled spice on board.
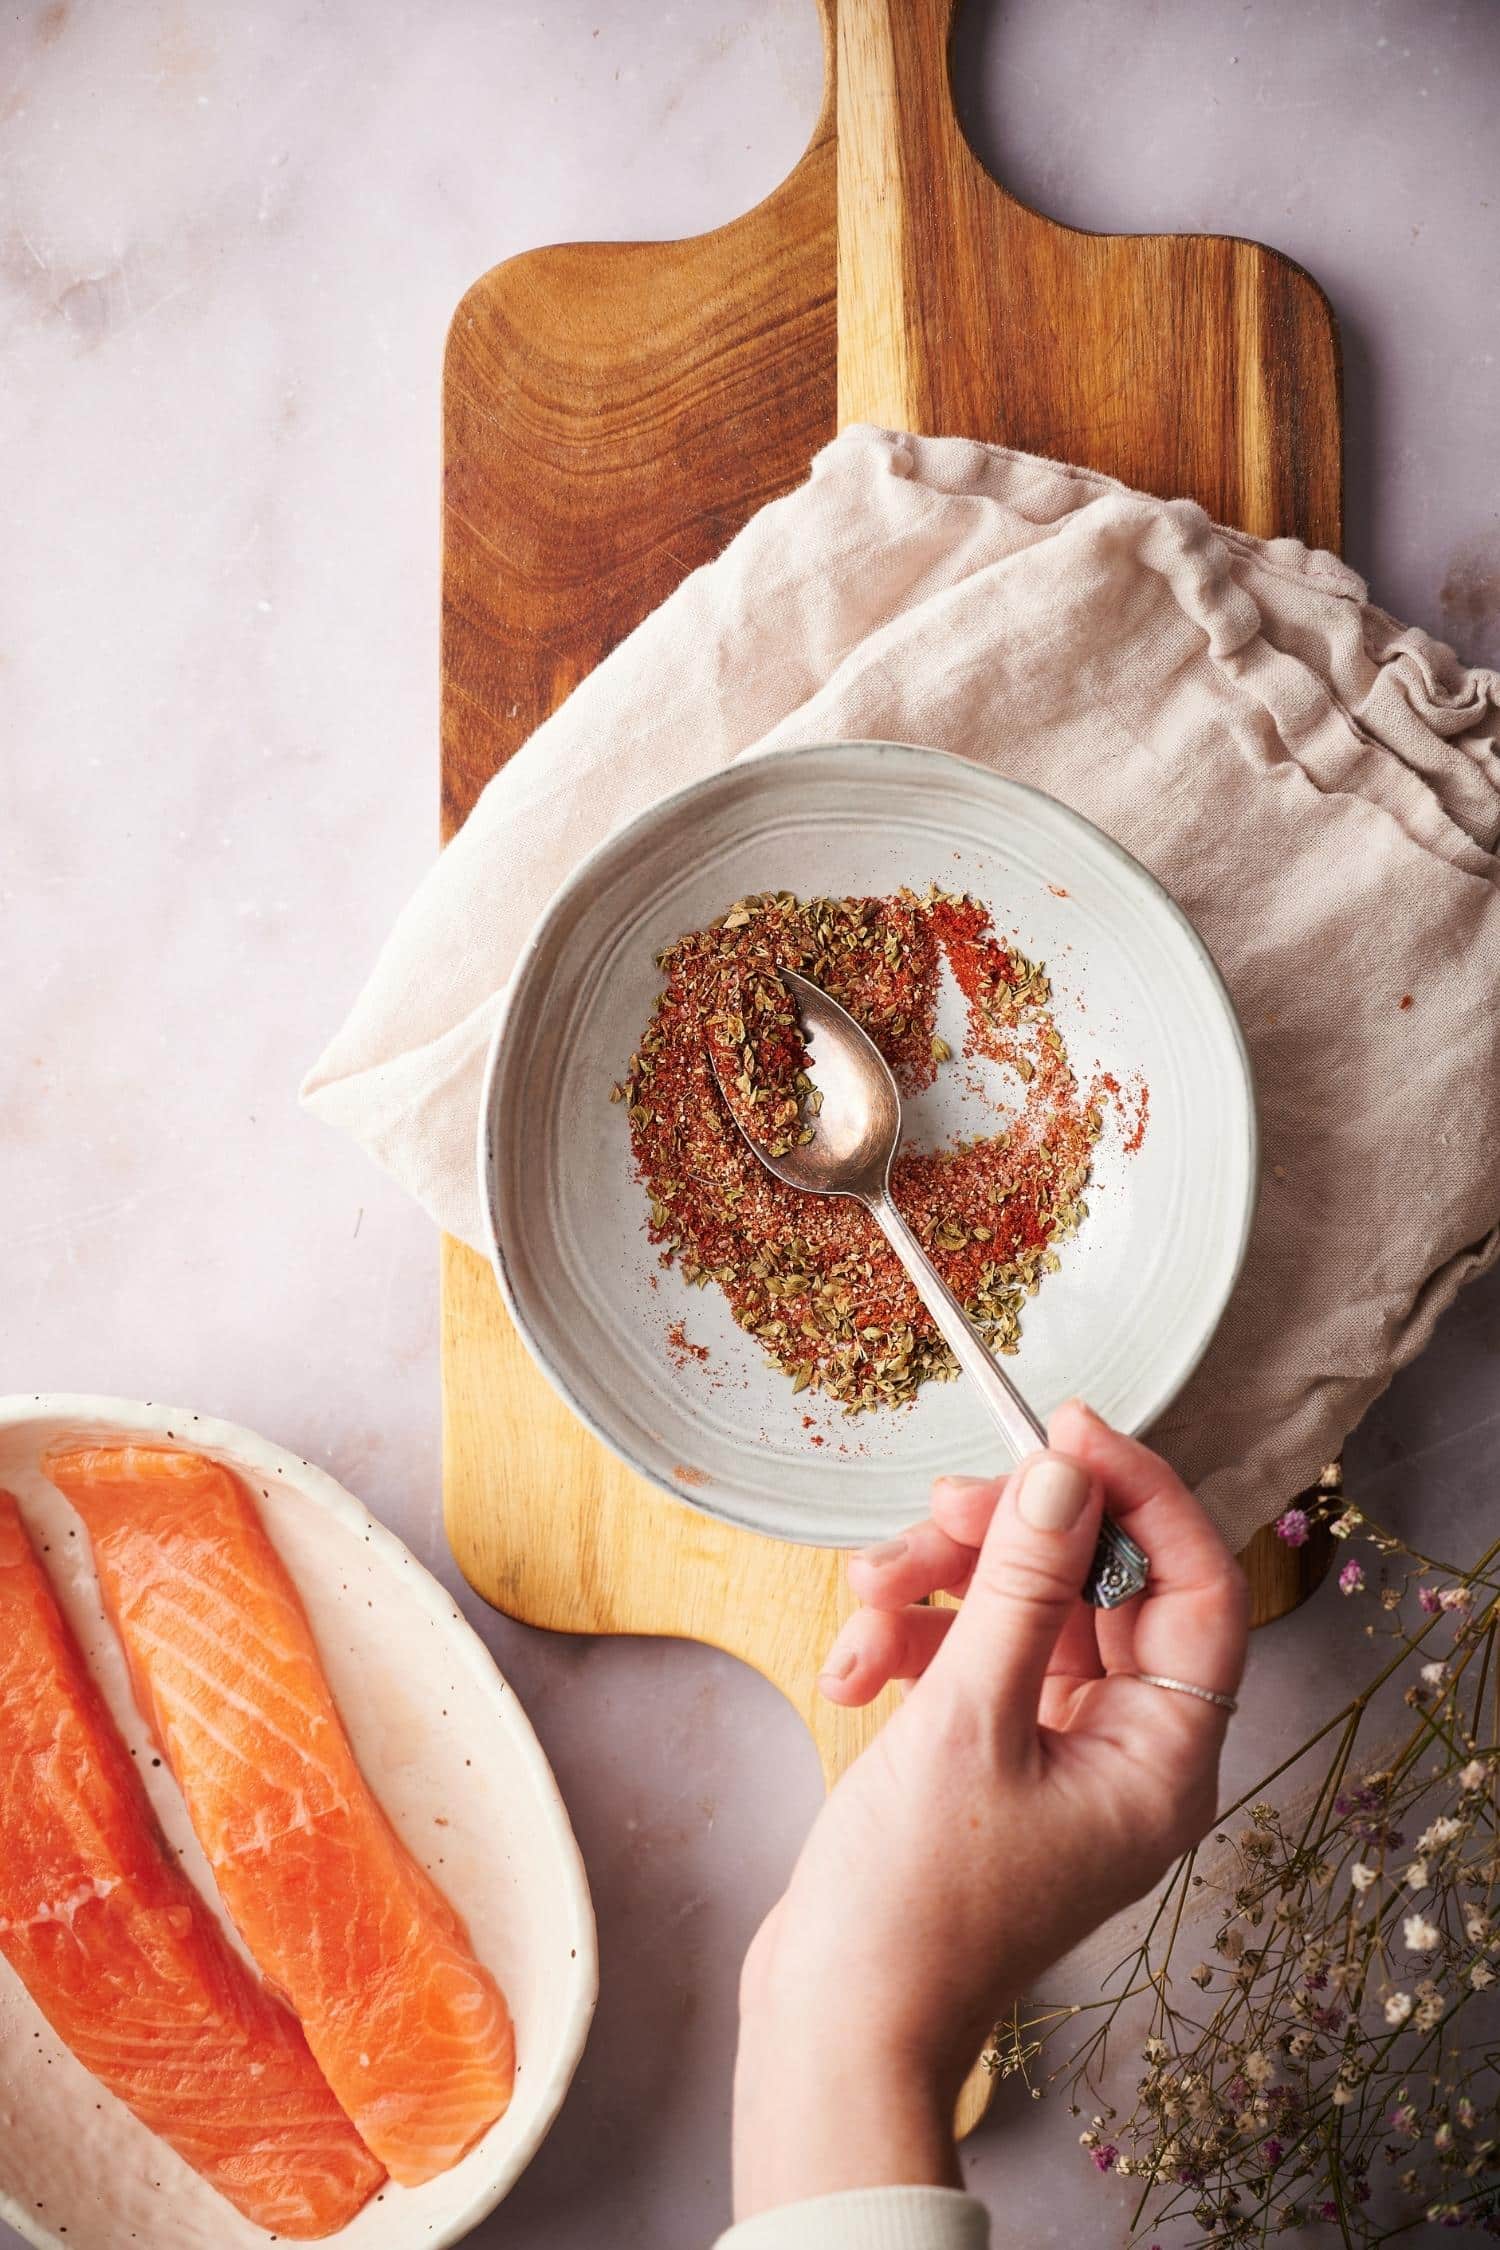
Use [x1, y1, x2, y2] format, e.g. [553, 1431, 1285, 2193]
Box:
[613, 887, 1143, 1412]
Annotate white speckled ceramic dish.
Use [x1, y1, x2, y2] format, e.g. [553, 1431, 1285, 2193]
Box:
[0, 1395, 597, 2250]
[482, 741, 1257, 1548]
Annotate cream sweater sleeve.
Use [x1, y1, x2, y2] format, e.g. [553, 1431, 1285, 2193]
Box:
[713, 2186, 990, 2249]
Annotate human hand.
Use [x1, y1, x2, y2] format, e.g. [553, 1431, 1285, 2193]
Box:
[732, 1399, 1250, 2219]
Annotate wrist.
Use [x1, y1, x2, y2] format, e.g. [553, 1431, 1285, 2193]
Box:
[732, 2014, 958, 2221]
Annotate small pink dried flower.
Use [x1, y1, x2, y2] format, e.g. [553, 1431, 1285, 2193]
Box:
[1339, 1560, 1366, 1595]
[1274, 1507, 1310, 1547]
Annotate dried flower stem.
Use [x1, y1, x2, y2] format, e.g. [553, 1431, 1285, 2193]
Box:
[1006, 1509, 1500, 2245]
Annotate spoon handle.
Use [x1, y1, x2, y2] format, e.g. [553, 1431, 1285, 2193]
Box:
[867, 1190, 1046, 1458]
[864, 1191, 1147, 1610]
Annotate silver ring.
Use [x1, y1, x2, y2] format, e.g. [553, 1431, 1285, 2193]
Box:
[1134, 1671, 1238, 1714]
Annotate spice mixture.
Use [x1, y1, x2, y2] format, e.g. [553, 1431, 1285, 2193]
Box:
[613, 887, 1117, 1412]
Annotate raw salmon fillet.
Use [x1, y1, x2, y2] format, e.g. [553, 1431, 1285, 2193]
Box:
[0, 1489, 385, 2238]
[45, 1444, 516, 2187]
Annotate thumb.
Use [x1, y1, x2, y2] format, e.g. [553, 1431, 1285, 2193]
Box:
[937, 1450, 1103, 1733]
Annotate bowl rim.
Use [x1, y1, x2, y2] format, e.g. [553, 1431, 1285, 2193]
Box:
[0, 1391, 598, 2250]
[479, 738, 1259, 1542]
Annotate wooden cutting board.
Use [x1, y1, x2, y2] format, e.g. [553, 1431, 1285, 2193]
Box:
[442, 0, 1339, 1851]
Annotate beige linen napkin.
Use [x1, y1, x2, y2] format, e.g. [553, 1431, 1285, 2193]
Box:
[303, 426, 1500, 1549]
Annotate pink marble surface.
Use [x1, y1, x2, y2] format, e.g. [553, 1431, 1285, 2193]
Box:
[3, 2, 1497, 2244]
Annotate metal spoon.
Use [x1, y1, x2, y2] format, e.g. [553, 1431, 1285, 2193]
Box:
[712, 969, 1147, 1609]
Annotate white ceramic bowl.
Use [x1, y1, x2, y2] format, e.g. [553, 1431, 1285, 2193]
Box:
[482, 740, 1256, 1548]
[0, 1396, 597, 2250]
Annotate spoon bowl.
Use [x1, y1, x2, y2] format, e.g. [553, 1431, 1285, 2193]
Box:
[747, 971, 901, 1199]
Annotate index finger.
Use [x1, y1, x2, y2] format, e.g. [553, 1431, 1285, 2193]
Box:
[927, 1471, 1104, 1688]
[1049, 1400, 1249, 1708]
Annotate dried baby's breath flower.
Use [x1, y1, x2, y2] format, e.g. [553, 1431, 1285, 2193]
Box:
[1045, 1487, 1499, 2245]
[1412, 1982, 1445, 2032]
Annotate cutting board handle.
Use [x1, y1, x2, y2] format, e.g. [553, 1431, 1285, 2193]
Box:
[830, 0, 961, 51]
[836, 0, 1003, 431]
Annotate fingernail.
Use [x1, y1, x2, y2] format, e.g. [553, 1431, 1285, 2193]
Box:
[1017, 1456, 1091, 1532]
[1062, 1397, 1103, 1427]
[935, 1474, 997, 1500]
[858, 1536, 907, 1566]
[818, 1646, 857, 1688]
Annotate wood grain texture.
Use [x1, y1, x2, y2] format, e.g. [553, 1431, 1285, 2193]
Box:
[837, 0, 1341, 547]
[441, 16, 838, 837]
[444, 1236, 896, 1794]
[441, 0, 1341, 1969]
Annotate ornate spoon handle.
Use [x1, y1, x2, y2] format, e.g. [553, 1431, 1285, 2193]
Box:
[867, 1190, 1148, 1610]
